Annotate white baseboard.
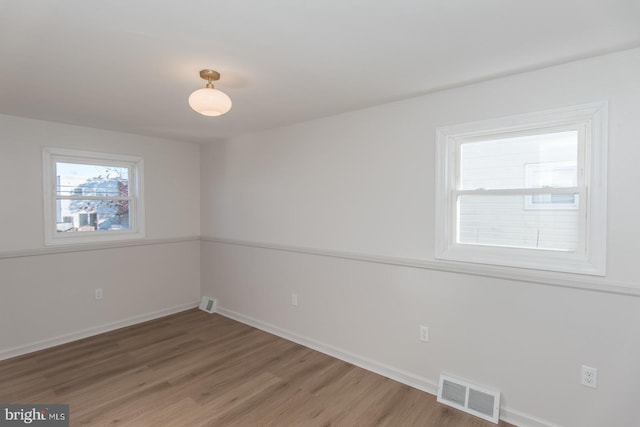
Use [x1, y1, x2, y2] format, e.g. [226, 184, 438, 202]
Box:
[217, 306, 559, 427]
[0, 301, 200, 361]
[501, 407, 562, 427]
[1, 301, 559, 427]
[217, 307, 438, 395]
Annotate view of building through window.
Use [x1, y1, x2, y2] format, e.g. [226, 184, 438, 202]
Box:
[55, 162, 131, 233]
[457, 130, 579, 251]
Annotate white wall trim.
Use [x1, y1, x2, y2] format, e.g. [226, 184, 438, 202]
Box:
[0, 301, 200, 361]
[203, 236, 640, 297]
[434, 101, 608, 276]
[217, 306, 557, 427]
[0, 236, 200, 260]
[8, 235, 637, 297]
[42, 146, 146, 247]
[500, 407, 563, 427]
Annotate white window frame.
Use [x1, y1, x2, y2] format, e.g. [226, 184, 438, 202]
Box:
[43, 147, 145, 246]
[435, 102, 607, 276]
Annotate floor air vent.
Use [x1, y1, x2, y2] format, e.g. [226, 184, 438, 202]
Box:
[199, 296, 217, 313]
[437, 374, 500, 424]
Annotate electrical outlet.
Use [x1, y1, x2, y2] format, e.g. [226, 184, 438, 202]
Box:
[291, 293, 298, 306]
[581, 365, 597, 388]
[419, 325, 429, 342]
[95, 288, 103, 300]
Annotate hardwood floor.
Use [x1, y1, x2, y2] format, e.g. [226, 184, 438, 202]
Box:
[1, 309, 513, 426]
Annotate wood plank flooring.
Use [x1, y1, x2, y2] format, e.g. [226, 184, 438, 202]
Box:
[0, 309, 513, 426]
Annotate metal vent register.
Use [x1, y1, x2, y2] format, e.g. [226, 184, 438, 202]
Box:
[437, 374, 501, 424]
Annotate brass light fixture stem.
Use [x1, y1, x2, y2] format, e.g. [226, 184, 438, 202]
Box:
[199, 69, 220, 89]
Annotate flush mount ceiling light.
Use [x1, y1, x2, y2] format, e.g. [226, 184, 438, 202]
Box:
[188, 69, 232, 116]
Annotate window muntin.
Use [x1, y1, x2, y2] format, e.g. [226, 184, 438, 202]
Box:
[43, 148, 144, 245]
[435, 102, 607, 276]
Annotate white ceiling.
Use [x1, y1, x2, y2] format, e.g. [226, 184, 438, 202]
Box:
[1, 0, 639, 144]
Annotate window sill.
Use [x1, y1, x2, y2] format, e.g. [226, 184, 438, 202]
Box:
[44, 230, 146, 247]
[435, 243, 605, 277]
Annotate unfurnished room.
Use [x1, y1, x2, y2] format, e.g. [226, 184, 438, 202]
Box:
[1, 1, 639, 426]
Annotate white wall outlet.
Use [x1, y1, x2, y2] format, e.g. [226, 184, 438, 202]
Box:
[291, 293, 298, 306]
[94, 288, 103, 300]
[581, 365, 598, 388]
[419, 325, 429, 342]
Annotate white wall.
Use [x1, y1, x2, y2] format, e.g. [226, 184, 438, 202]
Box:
[201, 48, 640, 427]
[0, 115, 201, 357]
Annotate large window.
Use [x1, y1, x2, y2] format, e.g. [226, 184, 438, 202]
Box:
[43, 148, 145, 245]
[435, 103, 607, 275]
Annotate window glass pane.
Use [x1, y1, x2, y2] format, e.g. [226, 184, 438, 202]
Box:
[458, 195, 579, 251]
[524, 161, 577, 190]
[526, 192, 579, 210]
[56, 199, 130, 232]
[56, 162, 129, 197]
[459, 131, 577, 190]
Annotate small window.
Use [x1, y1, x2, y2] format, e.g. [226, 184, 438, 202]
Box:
[43, 148, 145, 245]
[435, 103, 607, 275]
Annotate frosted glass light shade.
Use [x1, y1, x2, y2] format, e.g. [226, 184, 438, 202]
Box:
[188, 87, 232, 116]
